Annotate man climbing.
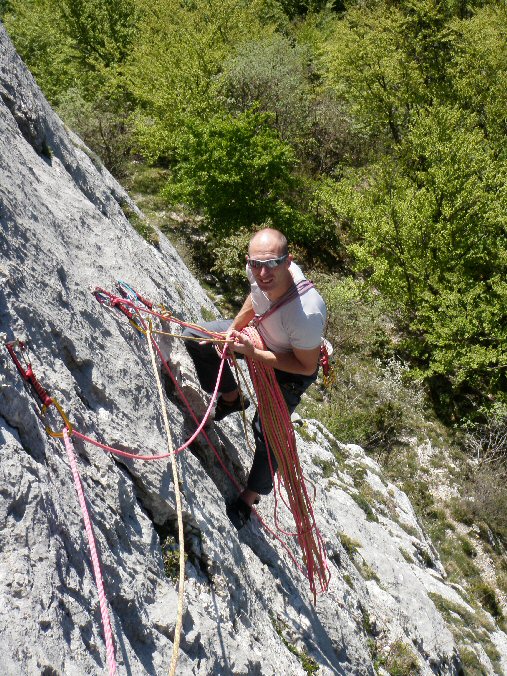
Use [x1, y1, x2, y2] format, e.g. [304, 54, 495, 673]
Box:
[183, 228, 327, 529]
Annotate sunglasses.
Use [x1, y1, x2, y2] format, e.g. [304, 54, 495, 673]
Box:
[247, 254, 288, 269]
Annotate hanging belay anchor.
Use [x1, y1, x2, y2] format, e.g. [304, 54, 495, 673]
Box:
[5, 339, 73, 438]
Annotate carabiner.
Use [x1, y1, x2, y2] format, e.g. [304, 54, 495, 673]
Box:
[41, 398, 73, 438]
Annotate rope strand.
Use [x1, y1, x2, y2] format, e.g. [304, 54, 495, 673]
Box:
[62, 429, 117, 676]
[146, 325, 185, 676]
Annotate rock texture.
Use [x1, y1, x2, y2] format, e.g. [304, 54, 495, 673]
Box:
[1, 24, 506, 675]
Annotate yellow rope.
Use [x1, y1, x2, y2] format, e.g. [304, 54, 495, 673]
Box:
[153, 331, 229, 343]
[146, 324, 185, 676]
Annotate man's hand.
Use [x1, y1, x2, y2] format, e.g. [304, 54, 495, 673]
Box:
[226, 329, 255, 357]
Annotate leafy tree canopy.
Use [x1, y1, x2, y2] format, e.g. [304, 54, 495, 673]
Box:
[165, 108, 299, 235]
[332, 104, 507, 392]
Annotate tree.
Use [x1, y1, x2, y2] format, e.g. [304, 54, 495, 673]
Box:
[3, 0, 76, 103]
[165, 108, 299, 235]
[126, 0, 264, 162]
[322, 4, 428, 147]
[221, 34, 313, 147]
[331, 104, 507, 396]
[448, 5, 507, 158]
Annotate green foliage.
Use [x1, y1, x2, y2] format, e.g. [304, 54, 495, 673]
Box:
[470, 580, 503, 619]
[454, 467, 507, 546]
[4, 0, 137, 99]
[59, 88, 132, 175]
[161, 534, 185, 581]
[211, 228, 253, 288]
[313, 456, 336, 478]
[60, 0, 138, 70]
[302, 275, 426, 453]
[221, 33, 351, 173]
[164, 108, 301, 235]
[335, 104, 507, 397]
[338, 531, 361, 557]
[449, 6, 507, 158]
[121, 203, 159, 246]
[381, 639, 421, 675]
[221, 34, 312, 143]
[126, 0, 264, 161]
[352, 491, 378, 522]
[3, 0, 76, 103]
[323, 4, 427, 146]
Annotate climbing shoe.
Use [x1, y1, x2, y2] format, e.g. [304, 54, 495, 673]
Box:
[213, 394, 250, 422]
[226, 497, 252, 531]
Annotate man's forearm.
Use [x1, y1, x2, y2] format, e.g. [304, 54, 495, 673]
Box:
[248, 347, 318, 377]
[230, 294, 255, 331]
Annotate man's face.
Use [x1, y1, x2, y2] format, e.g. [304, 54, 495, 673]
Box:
[247, 236, 292, 297]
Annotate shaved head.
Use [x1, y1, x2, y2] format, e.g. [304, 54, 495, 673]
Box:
[248, 228, 288, 257]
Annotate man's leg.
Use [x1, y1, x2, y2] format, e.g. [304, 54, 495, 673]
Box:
[182, 320, 237, 394]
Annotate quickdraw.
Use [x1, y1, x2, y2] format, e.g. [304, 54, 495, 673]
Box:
[93, 287, 146, 334]
[5, 339, 73, 438]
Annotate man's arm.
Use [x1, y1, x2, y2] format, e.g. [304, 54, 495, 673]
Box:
[229, 330, 321, 376]
[229, 294, 255, 331]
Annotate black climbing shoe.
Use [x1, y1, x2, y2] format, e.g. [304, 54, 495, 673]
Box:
[226, 497, 252, 530]
[213, 394, 250, 422]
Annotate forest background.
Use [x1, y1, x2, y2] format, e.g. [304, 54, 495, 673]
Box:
[2, 0, 507, 659]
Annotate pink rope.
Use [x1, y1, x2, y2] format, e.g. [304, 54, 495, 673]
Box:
[71, 354, 226, 461]
[62, 429, 117, 676]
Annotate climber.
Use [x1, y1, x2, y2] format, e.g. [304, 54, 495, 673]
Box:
[183, 228, 327, 529]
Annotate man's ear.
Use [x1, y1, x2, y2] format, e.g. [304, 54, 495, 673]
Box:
[287, 254, 294, 265]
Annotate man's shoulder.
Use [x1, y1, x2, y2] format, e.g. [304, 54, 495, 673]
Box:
[301, 287, 326, 316]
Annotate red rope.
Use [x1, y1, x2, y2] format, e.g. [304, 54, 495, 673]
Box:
[92, 288, 331, 597]
[243, 327, 330, 600]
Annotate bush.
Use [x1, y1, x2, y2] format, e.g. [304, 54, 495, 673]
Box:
[333, 104, 507, 402]
[302, 275, 426, 455]
[462, 403, 507, 469]
[221, 34, 312, 144]
[456, 467, 507, 546]
[164, 108, 304, 237]
[211, 228, 253, 288]
[470, 580, 503, 619]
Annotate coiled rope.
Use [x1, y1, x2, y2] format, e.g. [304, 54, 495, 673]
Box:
[243, 326, 330, 600]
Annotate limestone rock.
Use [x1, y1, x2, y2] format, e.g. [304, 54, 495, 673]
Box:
[1, 24, 506, 675]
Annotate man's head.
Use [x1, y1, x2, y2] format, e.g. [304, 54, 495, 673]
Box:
[247, 228, 293, 299]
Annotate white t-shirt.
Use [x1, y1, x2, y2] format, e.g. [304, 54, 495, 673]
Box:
[247, 262, 326, 353]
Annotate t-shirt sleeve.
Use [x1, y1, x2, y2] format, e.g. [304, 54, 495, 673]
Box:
[286, 312, 324, 350]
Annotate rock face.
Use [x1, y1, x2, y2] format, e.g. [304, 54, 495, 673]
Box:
[0, 24, 505, 675]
